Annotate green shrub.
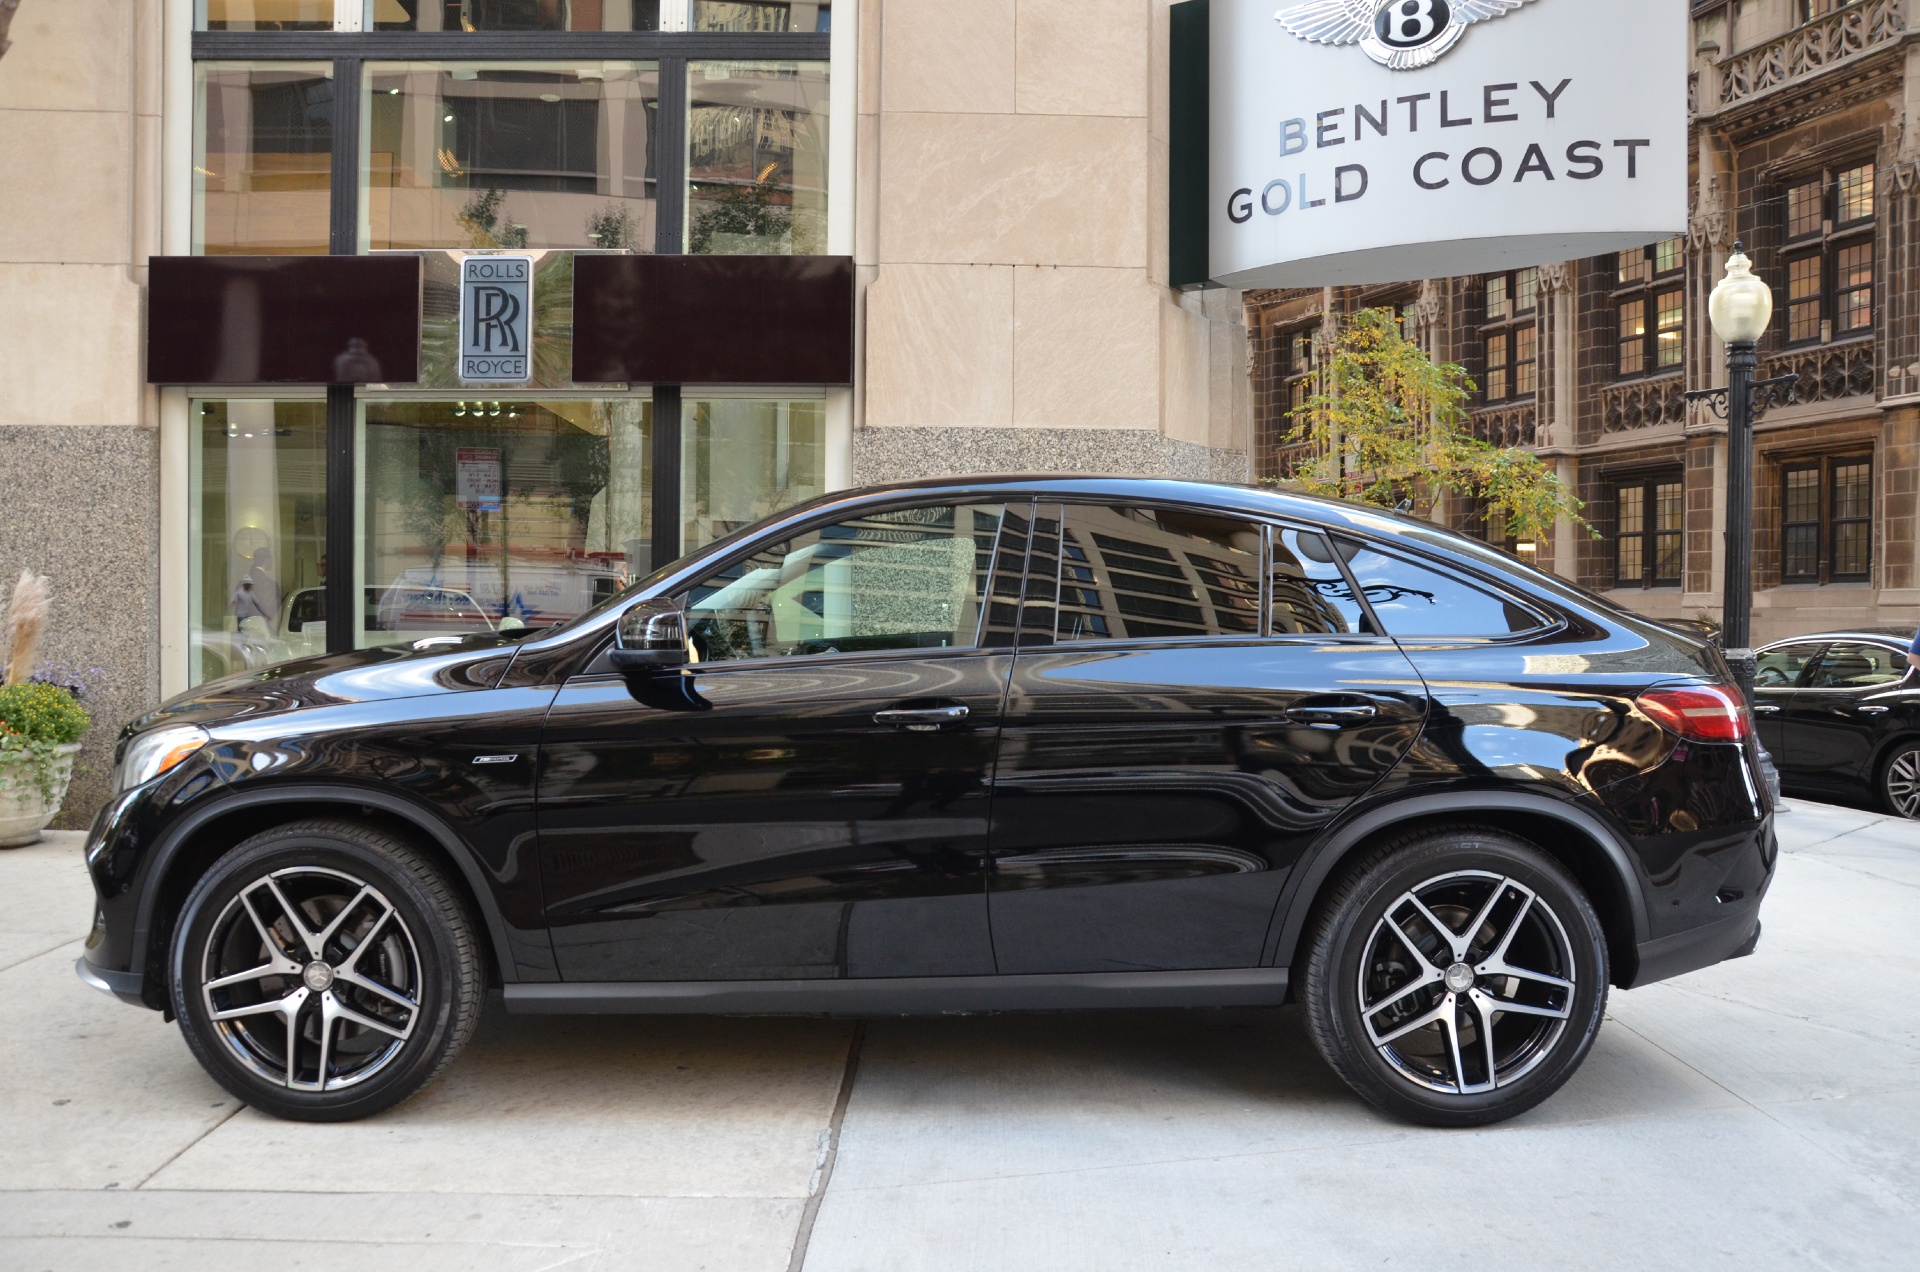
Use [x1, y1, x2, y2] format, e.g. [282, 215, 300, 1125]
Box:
[0, 680, 91, 746]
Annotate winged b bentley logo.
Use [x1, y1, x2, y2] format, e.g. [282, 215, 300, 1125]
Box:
[1276, 0, 1540, 71]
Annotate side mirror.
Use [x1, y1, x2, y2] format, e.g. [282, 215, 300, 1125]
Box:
[610, 599, 689, 673]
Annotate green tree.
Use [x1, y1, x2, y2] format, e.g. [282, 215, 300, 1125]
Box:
[1280, 308, 1587, 546]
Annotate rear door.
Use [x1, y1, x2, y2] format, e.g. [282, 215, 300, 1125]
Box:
[984, 505, 1427, 975]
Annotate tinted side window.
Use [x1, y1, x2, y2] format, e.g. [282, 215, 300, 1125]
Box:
[1755, 643, 1823, 688]
[1342, 544, 1540, 637]
[686, 504, 1005, 662]
[1055, 505, 1262, 642]
[1808, 643, 1907, 689]
[1273, 528, 1363, 635]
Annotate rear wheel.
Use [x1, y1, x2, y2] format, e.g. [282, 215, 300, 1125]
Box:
[1302, 827, 1609, 1127]
[169, 821, 483, 1122]
[1880, 743, 1920, 819]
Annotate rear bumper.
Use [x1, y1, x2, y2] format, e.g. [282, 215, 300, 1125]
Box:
[1627, 907, 1763, 988]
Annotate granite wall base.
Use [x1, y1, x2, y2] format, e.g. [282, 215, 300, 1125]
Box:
[0, 426, 159, 831]
[853, 427, 1250, 487]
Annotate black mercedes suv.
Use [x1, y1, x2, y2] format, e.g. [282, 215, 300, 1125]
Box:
[78, 478, 1775, 1127]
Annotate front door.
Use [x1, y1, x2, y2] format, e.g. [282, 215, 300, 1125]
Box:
[1753, 642, 1823, 769]
[1786, 642, 1910, 785]
[986, 505, 1427, 975]
[537, 502, 1016, 981]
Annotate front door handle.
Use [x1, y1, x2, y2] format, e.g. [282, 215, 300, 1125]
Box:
[875, 705, 970, 730]
[1859, 705, 1890, 716]
[1286, 703, 1379, 725]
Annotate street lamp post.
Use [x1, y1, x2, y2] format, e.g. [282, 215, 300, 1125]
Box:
[1686, 243, 1799, 704]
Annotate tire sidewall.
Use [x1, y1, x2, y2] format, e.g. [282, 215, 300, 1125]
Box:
[170, 828, 467, 1122]
[1313, 832, 1609, 1127]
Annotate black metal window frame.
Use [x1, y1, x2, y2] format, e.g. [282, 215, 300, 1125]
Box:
[1780, 453, 1875, 585]
[1477, 269, 1537, 404]
[1610, 470, 1685, 590]
[1610, 237, 1685, 381]
[1778, 160, 1876, 348]
[191, 26, 833, 653]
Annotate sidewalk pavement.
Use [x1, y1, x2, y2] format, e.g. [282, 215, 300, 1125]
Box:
[1, 800, 1915, 1270]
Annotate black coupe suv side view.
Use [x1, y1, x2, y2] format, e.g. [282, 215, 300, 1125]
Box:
[78, 478, 1775, 1127]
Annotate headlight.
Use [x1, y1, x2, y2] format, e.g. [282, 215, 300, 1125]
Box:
[113, 726, 211, 795]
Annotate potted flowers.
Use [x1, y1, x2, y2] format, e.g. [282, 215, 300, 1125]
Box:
[0, 572, 91, 847]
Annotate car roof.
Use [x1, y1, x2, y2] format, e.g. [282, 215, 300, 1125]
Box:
[1761, 629, 1915, 649]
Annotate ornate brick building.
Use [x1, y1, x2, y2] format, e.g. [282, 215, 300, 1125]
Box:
[1247, 0, 1920, 644]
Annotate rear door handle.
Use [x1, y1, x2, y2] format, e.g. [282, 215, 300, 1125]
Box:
[1755, 705, 1782, 716]
[1859, 705, 1890, 716]
[875, 705, 970, 730]
[1286, 704, 1379, 725]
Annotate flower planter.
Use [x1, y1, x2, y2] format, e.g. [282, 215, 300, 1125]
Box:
[0, 743, 81, 847]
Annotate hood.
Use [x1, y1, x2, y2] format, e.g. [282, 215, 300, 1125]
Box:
[128, 634, 524, 737]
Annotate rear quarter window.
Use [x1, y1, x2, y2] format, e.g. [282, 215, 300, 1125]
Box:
[1340, 543, 1544, 638]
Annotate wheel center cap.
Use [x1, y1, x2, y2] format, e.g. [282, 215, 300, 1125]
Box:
[1444, 962, 1476, 994]
[302, 961, 336, 993]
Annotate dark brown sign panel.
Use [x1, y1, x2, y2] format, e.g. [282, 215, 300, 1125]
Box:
[573, 255, 855, 386]
[147, 255, 422, 385]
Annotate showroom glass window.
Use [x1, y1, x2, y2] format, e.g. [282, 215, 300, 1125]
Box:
[189, 400, 330, 686]
[361, 62, 661, 251]
[194, 63, 335, 254]
[1479, 269, 1537, 403]
[1612, 473, 1683, 589]
[186, 5, 839, 656]
[1782, 162, 1875, 346]
[358, 398, 653, 645]
[687, 61, 831, 255]
[1613, 237, 1684, 378]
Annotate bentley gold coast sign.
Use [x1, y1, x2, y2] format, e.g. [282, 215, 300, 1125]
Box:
[1185, 0, 1687, 289]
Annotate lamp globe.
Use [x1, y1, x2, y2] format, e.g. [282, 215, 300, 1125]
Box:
[1707, 243, 1773, 345]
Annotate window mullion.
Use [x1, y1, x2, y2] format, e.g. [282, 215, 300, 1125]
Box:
[657, 56, 688, 255]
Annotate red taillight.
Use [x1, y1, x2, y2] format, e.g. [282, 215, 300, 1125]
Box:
[1637, 685, 1751, 743]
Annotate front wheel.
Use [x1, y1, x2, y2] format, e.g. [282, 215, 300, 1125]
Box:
[1301, 827, 1609, 1127]
[169, 821, 483, 1122]
[1881, 743, 1920, 819]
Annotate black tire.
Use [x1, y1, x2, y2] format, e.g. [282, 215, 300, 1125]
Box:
[1879, 742, 1920, 820]
[169, 820, 483, 1122]
[1301, 826, 1609, 1128]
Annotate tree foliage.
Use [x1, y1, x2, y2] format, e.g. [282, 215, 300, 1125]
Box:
[1280, 308, 1587, 545]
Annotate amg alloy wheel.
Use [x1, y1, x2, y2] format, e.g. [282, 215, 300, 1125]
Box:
[1882, 744, 1920, 819]
[171, 822, 482, 1122]
[1303, 827, 1609, 1127]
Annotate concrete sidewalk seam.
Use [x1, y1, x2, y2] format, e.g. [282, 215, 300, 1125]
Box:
[132, 1103, 245, 1191]
[787, 1022, 864, 1272]
[0, 935, 84, 977]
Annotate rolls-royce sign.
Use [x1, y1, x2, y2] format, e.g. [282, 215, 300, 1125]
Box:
[1199, 0, 1685, 289]
[459, 254, 534, 384]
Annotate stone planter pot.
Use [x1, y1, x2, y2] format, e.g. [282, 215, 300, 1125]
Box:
[0, 743, 82, 848]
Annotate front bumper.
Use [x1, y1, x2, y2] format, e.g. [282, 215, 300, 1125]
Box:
[76, 956, 146, 1007]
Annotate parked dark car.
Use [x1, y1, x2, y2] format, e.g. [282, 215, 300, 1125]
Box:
[77, 478, 1776, 1127]
[1754, 630, 1920, 818]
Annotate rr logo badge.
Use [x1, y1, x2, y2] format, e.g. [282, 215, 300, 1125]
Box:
[458, 255, 534, 384]
[1275, 0, 1539, 70]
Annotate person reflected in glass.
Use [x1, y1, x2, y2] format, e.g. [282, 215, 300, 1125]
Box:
[232, 546, 283, 636]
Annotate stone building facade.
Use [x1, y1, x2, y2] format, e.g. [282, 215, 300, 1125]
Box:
[1248, 0, 1920, 645]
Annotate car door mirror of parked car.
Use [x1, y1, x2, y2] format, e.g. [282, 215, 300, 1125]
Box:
[611, 599, 690, 674]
